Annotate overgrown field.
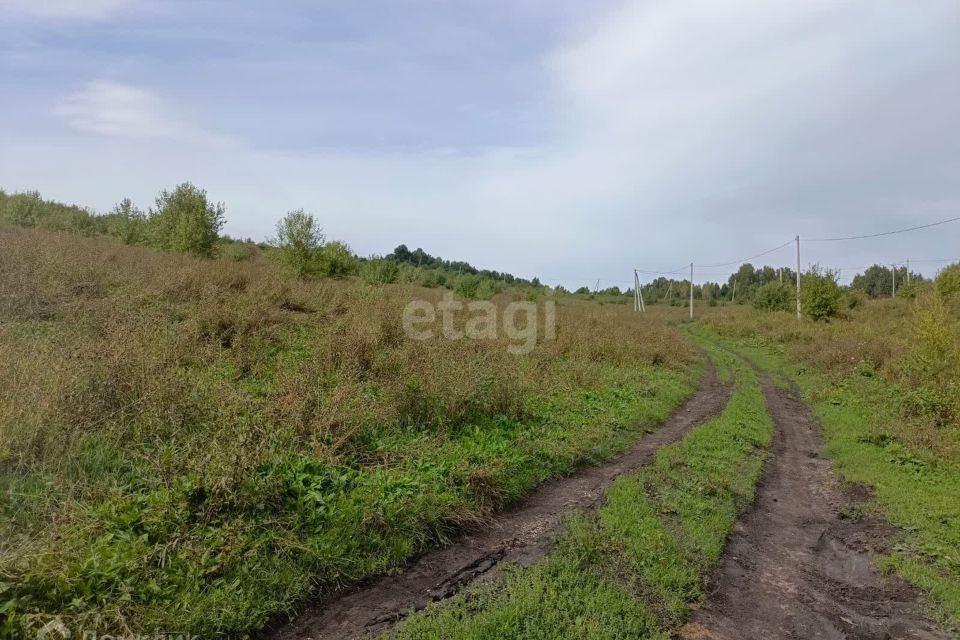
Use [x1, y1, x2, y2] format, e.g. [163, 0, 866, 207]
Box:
[0, 227, 697, 638]
[387, 335, 773, 639]
[699, 288, 960, 625]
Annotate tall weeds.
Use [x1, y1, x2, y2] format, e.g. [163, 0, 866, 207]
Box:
[0, 226, 695, 636]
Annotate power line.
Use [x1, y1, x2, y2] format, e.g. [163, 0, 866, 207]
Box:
[695, 238, 795, 269]
[904, 257, 958, 264]
[633, 264, 688, 276]
[806, 215, 960, 242]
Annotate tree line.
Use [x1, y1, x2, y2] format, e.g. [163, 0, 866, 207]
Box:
[0, 186, 548, 299]
[2, 186, 952, 312]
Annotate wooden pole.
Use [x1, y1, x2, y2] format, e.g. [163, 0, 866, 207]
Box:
[795, 235, 801, 320]
[689, 263, 694, 320]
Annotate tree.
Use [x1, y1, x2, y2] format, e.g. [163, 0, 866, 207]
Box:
[851, 265, 892, 297]
[801, 266, 842, 321]
[935, 263, 960, 299]
[272, 209, 325, 277]
[104, 198, 147, 245]
[753, 281, 793, 312]
[149, 183, 225, 257]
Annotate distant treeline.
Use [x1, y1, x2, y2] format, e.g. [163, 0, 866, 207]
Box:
[2, 187, 951, 308]
[386, 244, 540, 287]
[0, 187, 548, 299]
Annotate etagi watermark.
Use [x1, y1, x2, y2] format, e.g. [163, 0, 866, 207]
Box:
[36, 620, 199, 640]
[402, 294, 555, 354]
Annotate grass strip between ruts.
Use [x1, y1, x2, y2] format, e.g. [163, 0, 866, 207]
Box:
[387, 332, 773, 639]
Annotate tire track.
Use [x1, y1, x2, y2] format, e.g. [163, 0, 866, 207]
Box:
[680, 374, 949, 640]
[270, 364, 733, 640]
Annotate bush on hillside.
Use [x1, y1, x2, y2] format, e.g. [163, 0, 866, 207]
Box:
[103, 198, 148, 245]
[316, 241, 359, 278]
[272, 209, 325, 278]
[360, 258, 400, 285]
[453, 274, 482, 299]
[800, 267, 842, 321]
[0, 189, 101, 235]
[149, 182, 225, 257]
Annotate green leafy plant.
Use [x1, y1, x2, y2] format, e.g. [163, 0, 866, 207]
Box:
[800, 266, 841, 321]
[148, 182, 225, 257]
[752, 281, 794, 312]
[272, 209, 325, 278]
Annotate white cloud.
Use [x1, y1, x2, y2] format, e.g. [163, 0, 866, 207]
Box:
[0, 0, 141, 22]
[4, 1, 959, 287]
[53, 80, 235, 147]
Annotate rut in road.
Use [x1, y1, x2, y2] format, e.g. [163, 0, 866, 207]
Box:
[680, 374, 949, 640]
[270, 364, 733, 640]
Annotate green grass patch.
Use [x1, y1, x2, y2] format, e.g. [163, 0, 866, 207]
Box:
[389, 336, 773, 638]
[1, 365, 695, 639]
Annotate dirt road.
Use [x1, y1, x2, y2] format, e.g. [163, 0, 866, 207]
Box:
[270, 365, 732, 640]
[680, 376, 948, 640]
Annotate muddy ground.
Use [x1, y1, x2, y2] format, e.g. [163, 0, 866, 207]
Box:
[270, 365, 732, 640]
[679, 376, 949, 640]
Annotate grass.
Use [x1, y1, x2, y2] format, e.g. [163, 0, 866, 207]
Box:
[0, 226, 698, 638]
[387, 332, 773, 639]
[698, 302, 960, 628]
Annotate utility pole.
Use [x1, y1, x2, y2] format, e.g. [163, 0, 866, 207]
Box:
[906, 260, 910, 286]
[689, 262, 694, 320]
[779, 268, 783, 283]
[795, 235, 801, 320]
[892, 264, 896, 298]
[732, 279, 737, 302]
[633, 271, 645, 312]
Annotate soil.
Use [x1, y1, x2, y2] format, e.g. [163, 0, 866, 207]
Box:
[269, 365, 733, 640]
[679, 376, 950, 640]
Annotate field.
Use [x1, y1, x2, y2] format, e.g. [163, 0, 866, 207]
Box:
[0, 226, 696, 638]
[2, 222, 959, 639]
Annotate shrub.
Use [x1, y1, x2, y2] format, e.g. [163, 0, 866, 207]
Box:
[0, 190, 101, 234]
[360, 258, 400, 285]
[103, 198, 148, 245]
[316, 241, 359, 278]
[902, 293, 960, 426]
[272, 209, 325, 278]
[475, 278, 504, 300]
[752, 281, 794, 312]
[149, 183, 225, 257]
[935, 264, 960, 299]
[800, 267, 841, 321]
[453, 274, 482, 299]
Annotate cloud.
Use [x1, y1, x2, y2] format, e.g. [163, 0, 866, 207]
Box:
[3, 1, 958, 288]
[0, 0, 141, 22]
[53, 80, 235, 147]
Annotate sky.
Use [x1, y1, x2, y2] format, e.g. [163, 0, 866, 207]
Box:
[1, 0, 958, 290]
